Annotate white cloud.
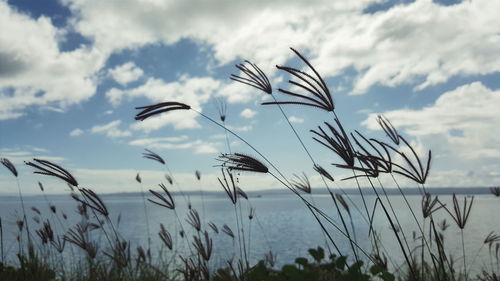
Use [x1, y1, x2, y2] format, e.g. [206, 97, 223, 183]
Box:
[70, 128, 84, 137]
[128, 136, 189, 147]
[128, 137, 219, 155]
[108, 62, 143, 85]
[240, 108, 257, 119]
[2, 0, 499, 122]
[61, 0, 500, 96]
[107, 76, 221, 132]
[0, 147, 65, 165]
[362, 82, 500, 160]
[288, 116, 304, 124]
[91, 120, 132, 138]
[0, 2, 105, 120]
[218, 82, 263, 104]
[226, 125, 253, 132]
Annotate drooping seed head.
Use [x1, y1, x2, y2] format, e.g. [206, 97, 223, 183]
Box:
[221, 224, 234, 239]
[290, 172, 311, 194]
[159, 224, 173, 250]
[25, 158, 78, 187]
[311, 119, 356, 168]
[135, 101, 191, 121]
[421, 193, 443, 219]
[148, 183, 175, 210]
[490, 187, 500, 197]
[377, 115, 400, 145]
[262, 48, 334, 112]
[186, 209, 201, 232]
[313, 164, 334, 182]
[231, 60, 272, 95]
[335, 193, 350, 215]
[142, 149, 165, 165]
[440, 194, 474, 229]
[217, 153, 268, 173]
[1, 158, 18, 177]
[208, 222, 218, 234]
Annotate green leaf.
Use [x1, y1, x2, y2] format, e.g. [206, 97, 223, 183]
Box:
[295, 257, 309, 268]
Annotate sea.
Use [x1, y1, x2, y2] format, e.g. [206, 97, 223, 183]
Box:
[0, 191, 498, 274]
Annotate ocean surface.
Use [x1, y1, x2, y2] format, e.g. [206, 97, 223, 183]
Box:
[0, 191, 498, 273]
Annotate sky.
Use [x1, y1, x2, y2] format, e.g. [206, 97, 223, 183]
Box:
[1, 0, 499, 194]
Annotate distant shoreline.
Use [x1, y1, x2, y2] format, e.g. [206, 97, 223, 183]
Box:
[0, 186, 493, 198]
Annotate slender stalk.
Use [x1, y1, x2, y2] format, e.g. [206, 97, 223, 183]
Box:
[233, 203, 243, 267]
[247, 212, 253, 266]
[374, 177, 413, 264]
[16, 178, 31, 246]
[223, 120, 232, 154]
[351, 170, 372, 234]
[364, 175, 416, 276]
[330, 192, 359, 262]
[198, 180, 207, 225]
[461, 229, 467, 281]
[163, 165, 190, 207]
[138, 180, 152, 250]
[421, 219, 426, 281]
[237, 200, 249, 269]
[193, 109, 289, 183]
[0, 217, 3, 263]
[194, 108, 374, 265]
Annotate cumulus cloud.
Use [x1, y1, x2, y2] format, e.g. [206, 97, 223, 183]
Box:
[108, 62, 143, 85]
[4, 0, 498, 121]
[106, 75, 221, 132]
[288, 116, 304, 124]
[362, 82, 500, 159]
[60, 0, 500, 96]
[240, 108, 257, 119]
[70, 128, 84, 137]
[0, 2, 105, 120]
[91, 120, 132, 138]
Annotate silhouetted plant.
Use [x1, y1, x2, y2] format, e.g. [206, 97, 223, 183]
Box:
[135, 102, 191, 121]
[262, 48, 334, 112]
[377, 115, 400, 145]
[290, 172, 311, 194]
[218, 153, 268, 173]
[148, 183, 175, 210]
[231, 60, 272, 95]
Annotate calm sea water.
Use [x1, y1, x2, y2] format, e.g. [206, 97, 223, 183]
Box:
[0, 192, 498, 273]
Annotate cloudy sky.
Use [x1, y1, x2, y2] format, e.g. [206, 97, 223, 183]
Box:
[1, 0, 499, 194]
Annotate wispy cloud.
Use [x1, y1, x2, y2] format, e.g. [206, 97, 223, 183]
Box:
[288, 116, 304, 124]
[226, 124, 253, 132]
[108, 62, 144, 86]
[128, 136, 189, 146]
[240, 108, 257, 119]
[0, 147, 65, 165]
[70, 128, 84, 137]
[91, 120, 132, 138]
[128, 137, 219, 154]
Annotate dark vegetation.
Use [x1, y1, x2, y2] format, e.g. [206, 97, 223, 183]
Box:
[1, 48, 499, 281]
